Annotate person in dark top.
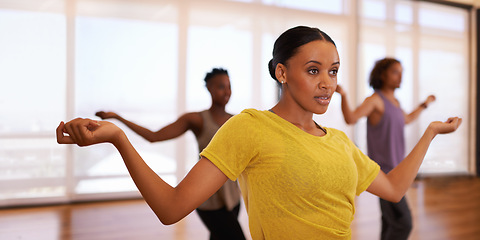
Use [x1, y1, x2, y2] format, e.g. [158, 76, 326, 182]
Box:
[95, 68, 245, 240]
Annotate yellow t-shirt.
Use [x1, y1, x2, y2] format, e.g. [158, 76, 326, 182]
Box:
[201, 109, 380, 240]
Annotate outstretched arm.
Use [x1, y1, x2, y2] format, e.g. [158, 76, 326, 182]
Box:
[404, 95, 436, 124]
[96, 111, 199, 143]
[366, 117, 462, 202]
[336, 85, 378, 124]
[56, 119, 227, 224]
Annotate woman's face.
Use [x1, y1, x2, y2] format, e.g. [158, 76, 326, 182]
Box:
[382, 62, 403, 89]
[280, 40, 340, 115]
[207, 74, 231, 106]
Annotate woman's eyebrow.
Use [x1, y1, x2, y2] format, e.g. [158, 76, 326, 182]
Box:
[305, 60, 340, 66]
[305, 60, 321, 65]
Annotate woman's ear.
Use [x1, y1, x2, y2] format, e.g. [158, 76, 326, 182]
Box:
[275, 63, 287, 84]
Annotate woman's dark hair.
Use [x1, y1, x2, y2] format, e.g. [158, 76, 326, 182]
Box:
[205, 68, 228, 84]
[369, 58, 401, 90]
[268, 26, 336, 83]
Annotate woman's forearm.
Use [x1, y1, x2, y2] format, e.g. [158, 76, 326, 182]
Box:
[112, 133, 227, 224]
[367, 117, 460, 202]
[339, 94, 356, 124]
[57, 118, 226, 224]
[405, 105, 425, 124]
[112, 133, 188, 224]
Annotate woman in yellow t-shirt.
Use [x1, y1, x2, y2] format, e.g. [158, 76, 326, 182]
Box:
[56, 26, 462, 239]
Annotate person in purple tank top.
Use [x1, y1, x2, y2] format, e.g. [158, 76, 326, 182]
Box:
[336, 58, 436, 240]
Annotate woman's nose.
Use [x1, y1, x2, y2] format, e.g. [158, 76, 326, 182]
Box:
[318, 72, 334, 89]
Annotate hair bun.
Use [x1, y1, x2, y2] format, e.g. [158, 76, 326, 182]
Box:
[268, 59, 278, 81]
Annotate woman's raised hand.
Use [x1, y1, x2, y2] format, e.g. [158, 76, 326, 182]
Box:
[425, 95, 436, 106]
[429, 117, 462, 136]
[56, 118, 125, 147]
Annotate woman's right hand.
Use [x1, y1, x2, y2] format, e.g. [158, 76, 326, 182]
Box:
[56, 118, 125, 147]
[95, 111, 119, 120]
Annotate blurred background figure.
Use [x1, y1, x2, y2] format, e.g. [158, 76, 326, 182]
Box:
[336, 58, 436, 240]
[96, 68, 245, 240]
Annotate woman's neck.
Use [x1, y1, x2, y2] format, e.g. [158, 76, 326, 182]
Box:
[380, 87, 395, 98]
[270, 98, 316, 131]
[209, 104, 227, 115]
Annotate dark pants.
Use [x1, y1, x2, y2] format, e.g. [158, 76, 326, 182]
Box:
[196, 203, 246, 240]
[379, 197, 412, 240]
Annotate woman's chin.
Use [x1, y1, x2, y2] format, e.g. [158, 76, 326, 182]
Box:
[312, 106, 329, 115]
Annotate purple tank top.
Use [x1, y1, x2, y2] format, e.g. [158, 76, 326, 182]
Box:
[367, 91, 405, 173]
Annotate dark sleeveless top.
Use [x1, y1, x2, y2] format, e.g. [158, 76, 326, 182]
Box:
[367, 92, 405, 173]
[196, 110, 241, 210]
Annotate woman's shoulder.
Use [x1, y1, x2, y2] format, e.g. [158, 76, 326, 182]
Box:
[239, 108, 262, 114]
[324, 127, 351, 141]
[233, 108, 267, 119]
[181, 111, 204, 122]
[324, 127, 346, 136]
[365, 92, 383, 103]
[223, 108, 270, 127]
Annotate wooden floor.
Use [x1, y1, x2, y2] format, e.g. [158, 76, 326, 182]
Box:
[1, 176, 480, 240]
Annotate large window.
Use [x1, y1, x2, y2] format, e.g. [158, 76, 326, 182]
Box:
[0, 0, 474, 207]
[73, 1, 179, 199]
[0, 3, 67, 206]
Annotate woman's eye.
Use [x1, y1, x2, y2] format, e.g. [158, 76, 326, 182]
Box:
[308, 69, 319, 74]
[329, 69, 338, 76]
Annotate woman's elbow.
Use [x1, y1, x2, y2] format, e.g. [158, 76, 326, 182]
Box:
[146, 134, 162, 143]
[159, 218, 179, 226]
[383, 195, 402, 203]
[372, 184, 404, 203]
[345, 117, 357, 125]
[381, 191, 404, 203]
[154, 202, 193, 225]
[157, 213, 183, 225]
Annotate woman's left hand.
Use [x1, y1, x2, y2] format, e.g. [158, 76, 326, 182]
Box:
[56, 118, 124, 147]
